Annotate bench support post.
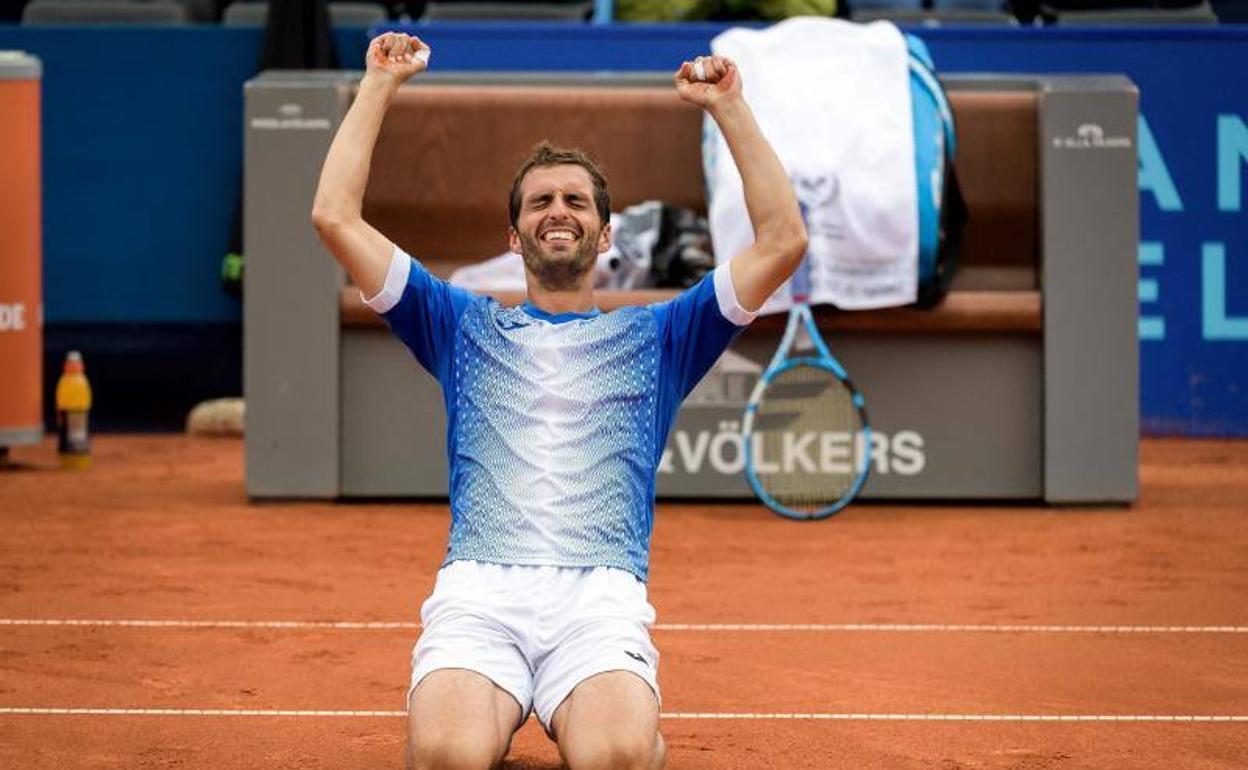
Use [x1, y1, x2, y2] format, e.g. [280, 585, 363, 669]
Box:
[244, 74, 351, 498]
[1040, 77, 1140, 504]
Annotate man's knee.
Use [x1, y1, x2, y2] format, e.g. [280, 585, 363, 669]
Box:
[406, 668, 520, 770]
[406, 732, 499, 770]
[564, 728, 664, 770]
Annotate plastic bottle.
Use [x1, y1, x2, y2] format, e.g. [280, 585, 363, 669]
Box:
[56, 351, 92, 470]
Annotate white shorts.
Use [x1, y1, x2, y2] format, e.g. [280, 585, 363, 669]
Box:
[408, 560, 661, 732]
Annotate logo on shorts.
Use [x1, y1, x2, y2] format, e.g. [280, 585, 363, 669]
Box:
[624, 650, 647, 665]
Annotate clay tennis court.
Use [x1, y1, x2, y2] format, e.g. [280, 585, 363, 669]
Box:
[1, 435, 1245, 768]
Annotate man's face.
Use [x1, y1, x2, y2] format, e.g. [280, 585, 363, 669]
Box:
[508, 164, 611, 292]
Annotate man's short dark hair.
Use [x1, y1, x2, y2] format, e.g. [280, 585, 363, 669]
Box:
[508, 142, 611, 229]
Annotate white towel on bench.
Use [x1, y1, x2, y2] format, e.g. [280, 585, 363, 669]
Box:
[706, 17, 918, 312]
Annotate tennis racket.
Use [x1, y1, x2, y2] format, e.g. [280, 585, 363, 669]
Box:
[742, 303, 871, 520]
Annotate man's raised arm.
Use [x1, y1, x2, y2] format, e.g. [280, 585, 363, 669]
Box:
[674, 56, 807, 312]
[311, 33, 430, 298]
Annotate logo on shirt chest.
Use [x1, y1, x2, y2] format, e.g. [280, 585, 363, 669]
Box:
[494, 313, 533, 332]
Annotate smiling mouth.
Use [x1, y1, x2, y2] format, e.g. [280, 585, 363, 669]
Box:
[539, 227, 580, 244]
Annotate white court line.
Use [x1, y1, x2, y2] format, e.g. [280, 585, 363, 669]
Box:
[0, 708, 1245, 722]
[0, 708, 408, 718]
[657, 624, 1248, 634]
[1, 619, 1247, 634]
[0, 619, 415, 630]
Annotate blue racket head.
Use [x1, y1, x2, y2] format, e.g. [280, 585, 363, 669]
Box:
[743, 306, 871, 520]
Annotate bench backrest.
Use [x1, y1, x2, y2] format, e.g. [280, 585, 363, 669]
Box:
[363, 83, 1038, 285]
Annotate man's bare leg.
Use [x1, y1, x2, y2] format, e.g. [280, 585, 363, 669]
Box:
[550, 671, 664, 770]
[407, 669, 523, 770]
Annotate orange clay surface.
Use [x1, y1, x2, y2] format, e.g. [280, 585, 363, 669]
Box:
[1, 436, 1246, 769]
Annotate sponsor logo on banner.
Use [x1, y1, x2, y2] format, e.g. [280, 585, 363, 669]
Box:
[0, 303, 27, 332]
[250, 102, 331, 131]
[1052, 123, 1132, 150]
[672, 352, 927, 477]
[659, 422, 926, 477]
[683, 349, 759, 407]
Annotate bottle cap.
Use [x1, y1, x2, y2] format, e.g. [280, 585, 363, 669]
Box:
[64, 350, 84, 374]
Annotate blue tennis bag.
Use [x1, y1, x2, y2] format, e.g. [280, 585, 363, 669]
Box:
[907, 35, 967, 307]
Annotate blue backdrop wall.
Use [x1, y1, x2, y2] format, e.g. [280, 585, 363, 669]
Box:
[0, 23, 1244, 435]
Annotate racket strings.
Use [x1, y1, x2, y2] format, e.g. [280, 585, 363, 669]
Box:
[751, 364, 865, 514]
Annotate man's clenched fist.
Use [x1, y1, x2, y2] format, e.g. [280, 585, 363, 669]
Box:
[365, 32, 430, 86]
[674, 55, 741, 112]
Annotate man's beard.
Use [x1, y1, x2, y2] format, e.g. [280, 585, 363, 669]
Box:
[518, 229, 599, 292]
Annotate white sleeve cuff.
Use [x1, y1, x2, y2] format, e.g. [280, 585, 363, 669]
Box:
[712, 262, 757, 327]
[361, 245, 411, 314]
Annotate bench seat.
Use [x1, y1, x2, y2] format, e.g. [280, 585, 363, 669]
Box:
[340, 287, 1041, 333]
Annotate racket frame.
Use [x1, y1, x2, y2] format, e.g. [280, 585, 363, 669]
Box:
[742, 303, 872, 520]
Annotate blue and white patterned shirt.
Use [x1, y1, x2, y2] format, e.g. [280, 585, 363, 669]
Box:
[365, 246, 755, 581]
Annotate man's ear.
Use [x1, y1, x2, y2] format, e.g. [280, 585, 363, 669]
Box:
[597, 221, 612, 254]
[508, 226, 521, 255]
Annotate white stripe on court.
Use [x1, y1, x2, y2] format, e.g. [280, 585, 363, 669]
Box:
[0, 619, 415, 630]
[656, 624, 1248, 634]
[1, 619, 1246, 634]
[0, 708, 1245, 722]
[0, 708, 407, 718]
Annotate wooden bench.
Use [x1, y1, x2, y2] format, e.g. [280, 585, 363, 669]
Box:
[343, 82, 1041, 331]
